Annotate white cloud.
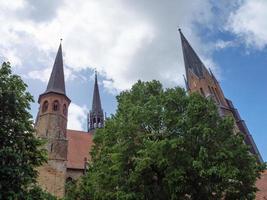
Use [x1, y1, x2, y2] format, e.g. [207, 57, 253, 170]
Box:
[0, 0, 222, 93]
[215, 40, 236, 49]
[227, 0, 267, 49]
[67, 103, 87, 131]
[27, 67, 77, 83]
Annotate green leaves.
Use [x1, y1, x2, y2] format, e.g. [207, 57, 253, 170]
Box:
[0, 62, 47, 199]
[71, 80, 265, 200]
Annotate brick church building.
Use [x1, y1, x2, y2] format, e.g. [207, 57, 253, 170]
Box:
[34, 30, 266, 198]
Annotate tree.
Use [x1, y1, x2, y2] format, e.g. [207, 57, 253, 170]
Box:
[75, 80, 264, 200]
[25, 185, 57, 200]
[0, 62, 48, 199]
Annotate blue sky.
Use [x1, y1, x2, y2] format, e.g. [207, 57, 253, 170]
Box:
[0, 0, 266, 161]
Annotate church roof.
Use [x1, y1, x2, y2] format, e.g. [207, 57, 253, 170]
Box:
[91, 71, 102, 112]
[67, 129, 94, 169]
[179, 29, 207, 78]
[45, 43, 66, 95]
[256, 170, 267, 199]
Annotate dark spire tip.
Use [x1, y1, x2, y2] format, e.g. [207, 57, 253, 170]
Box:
[94, 68, 97, 78]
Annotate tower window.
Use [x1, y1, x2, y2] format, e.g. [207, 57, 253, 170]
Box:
[53, 100, 59, 111]
[200, 88, 205, 96]
[208, 86, 212, 95]
[42, 101, 49, 113]
[63, 104, 67, 116]
[211, 87, 220, 104]
[215, 88, 222, 104]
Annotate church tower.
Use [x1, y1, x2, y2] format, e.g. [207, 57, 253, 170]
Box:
[35, 42, 71, 197]
[178, 29, 263, 163]
[88, 71, 104, 132]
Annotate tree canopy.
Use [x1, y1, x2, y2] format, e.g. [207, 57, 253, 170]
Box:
[69, 80, 264, 200]
[0, 62, 48, 199]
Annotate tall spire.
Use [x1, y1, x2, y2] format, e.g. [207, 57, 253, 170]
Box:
[179, 28, 207, 78]
[88, 70, 104, 131]
[45, 41, 66, 95]
[92, 70, 102, 111]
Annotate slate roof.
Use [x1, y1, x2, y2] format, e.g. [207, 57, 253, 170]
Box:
[91, 71, 102, 112]
[179, 28, 206, 78]
[67, 129, 94, 169]
[45, 43, 66, 95]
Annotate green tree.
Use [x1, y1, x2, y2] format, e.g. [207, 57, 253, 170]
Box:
[25, 185, 57, 200]
[0, 62, 48, 199]
[76, 80, 264, 200]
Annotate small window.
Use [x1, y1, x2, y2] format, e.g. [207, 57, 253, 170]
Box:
[42, 101, 49, 113]
[211, 87, 220, 104]
[208, 86, 212, 95]
[63, 104, 67, 115]
[215, 88, 222, 104]
[200, 88, 205, 96]
[53, 100, 59, 111]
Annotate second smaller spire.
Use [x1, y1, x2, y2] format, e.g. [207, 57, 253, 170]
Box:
[88, 70, 104, 132]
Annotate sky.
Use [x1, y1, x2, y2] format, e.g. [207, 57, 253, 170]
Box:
[0, 0, 266, 161]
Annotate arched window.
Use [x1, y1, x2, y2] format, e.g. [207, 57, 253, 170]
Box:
[53, 100, 59, 111]
[42, 101, 49, 113]
[200, 87, 205, 97]
[66, 177, 73, 183]
[63, 104, 67, 116]
[211, 87, 220, 104]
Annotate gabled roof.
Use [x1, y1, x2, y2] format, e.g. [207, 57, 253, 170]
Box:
[67, 129, 94, 169]
[179, 29, 207, 78]
[91, 71, 102, 112]
[45, 43, 66, 95]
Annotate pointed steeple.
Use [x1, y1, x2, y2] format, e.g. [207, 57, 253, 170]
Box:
[179, 29, 207, 78]
[45, 41, 66, 95]
[92, 70, 102, 112]
[88, 70, 104, 131]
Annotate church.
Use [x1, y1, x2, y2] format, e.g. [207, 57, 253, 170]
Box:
[34, 30, 266, 198]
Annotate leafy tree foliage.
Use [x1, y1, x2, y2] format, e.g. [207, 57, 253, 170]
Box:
[74, 80, 264, 200]
[64, 179, 80, 200]
[0, 62, 48, 199]
[25, 185, 57, 200]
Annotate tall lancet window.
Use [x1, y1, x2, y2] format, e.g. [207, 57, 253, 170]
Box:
[53, 100, 59, 111]
[63, 104, 67, 116]
[42, 101, 49, 113]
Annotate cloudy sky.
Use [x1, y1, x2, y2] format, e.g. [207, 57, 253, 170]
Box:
[0, 0, 267, 160]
